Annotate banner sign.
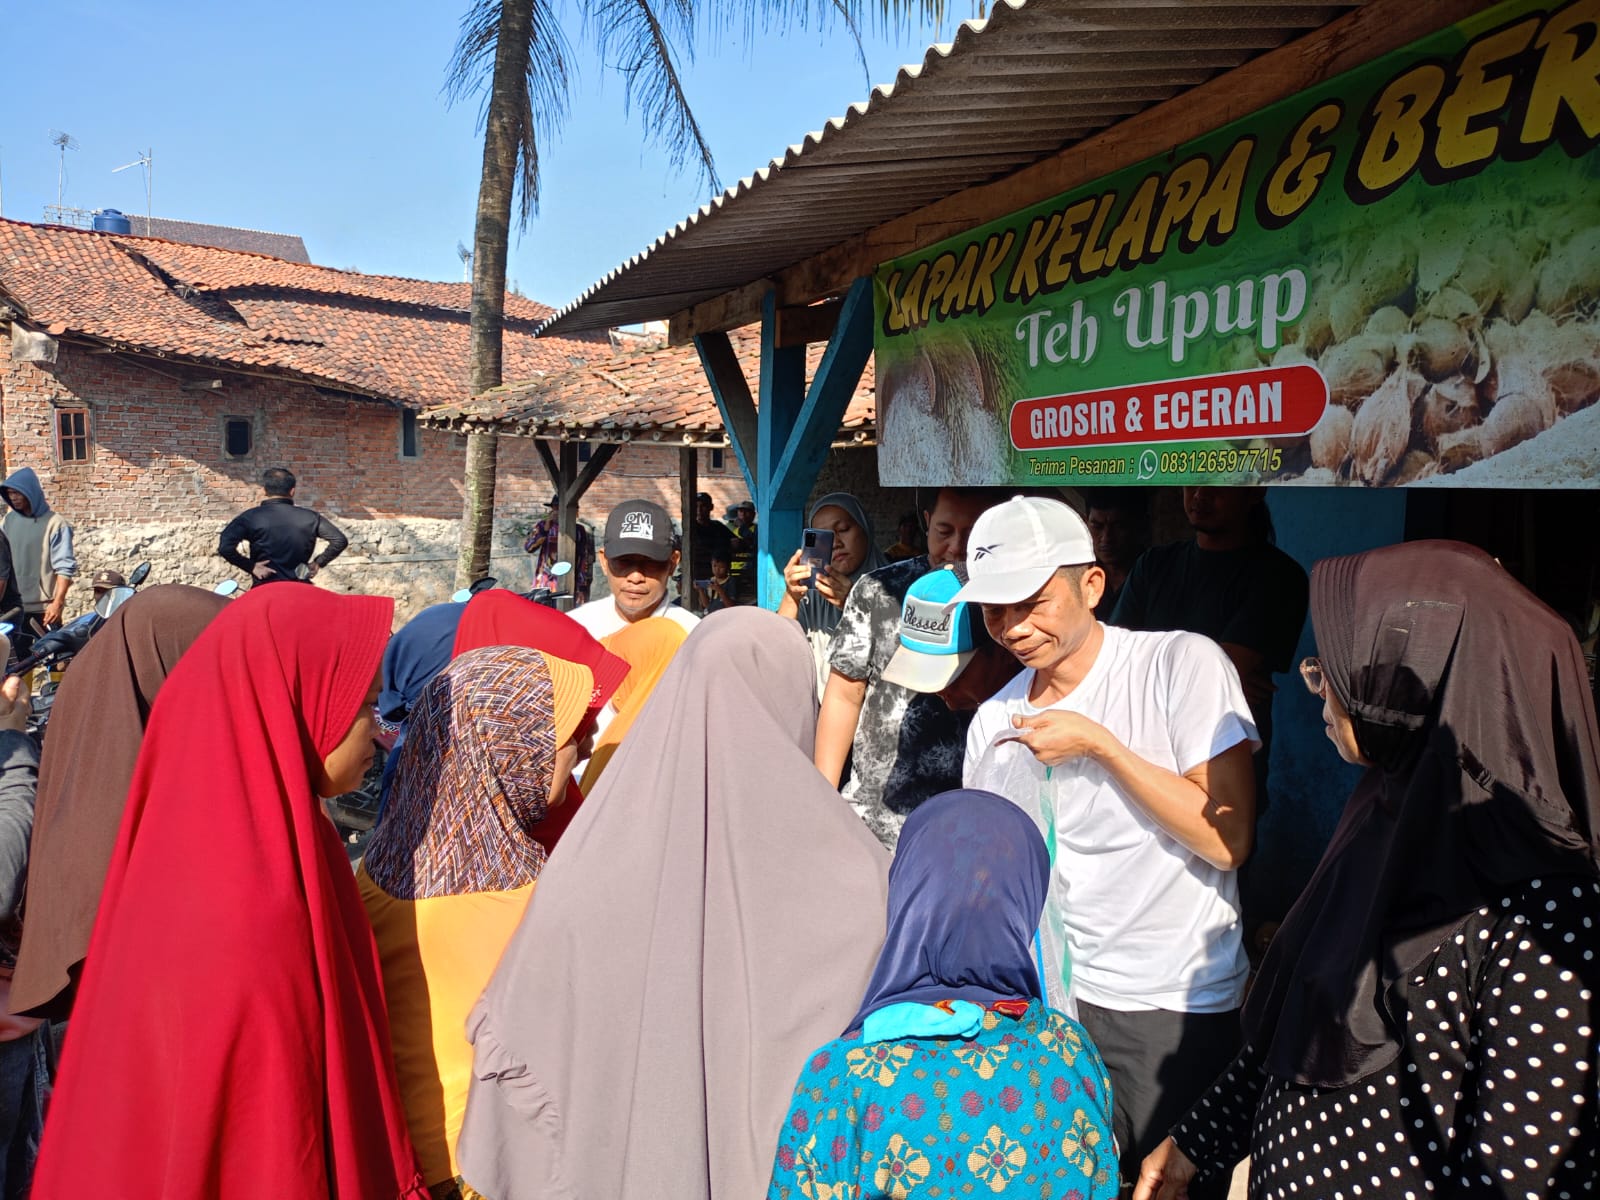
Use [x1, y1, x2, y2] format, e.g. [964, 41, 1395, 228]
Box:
[872, 0, 1600, 487]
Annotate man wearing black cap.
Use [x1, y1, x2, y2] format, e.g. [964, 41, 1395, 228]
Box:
[569, 498, 700, 640]
[688, 492, 732, 613]
[727, 500, 758, 604]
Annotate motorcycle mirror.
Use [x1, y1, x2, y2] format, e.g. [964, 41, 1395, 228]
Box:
[450, 589, 474, 604]
[94, 586, 137, 619]
[469, 576, 498, 594]
[550, 561, 573, 579]
[213, 580, 240, 597]
[127, 561, 152, 587]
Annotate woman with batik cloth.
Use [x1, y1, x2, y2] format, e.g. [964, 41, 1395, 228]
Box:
[451, 588, 629, 841]
[1136, 540, 1600, 1200]
[456, 609, 890, 1200]
[359, 646, 598, 1199]
[767, 789, 1118, 1200]
[32, 585, 428, 1200]
[778, 493, 890, 697]
[582, 616, 690, 789]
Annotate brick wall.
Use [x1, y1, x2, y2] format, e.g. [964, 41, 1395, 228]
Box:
[0, 344, 921, 616]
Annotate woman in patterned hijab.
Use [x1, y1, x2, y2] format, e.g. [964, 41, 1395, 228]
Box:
[356, 646, 597, 1199]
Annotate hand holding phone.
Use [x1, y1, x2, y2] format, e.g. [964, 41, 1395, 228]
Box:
[800, 528, 835, 590]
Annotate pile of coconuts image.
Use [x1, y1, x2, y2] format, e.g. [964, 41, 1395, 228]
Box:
[1229, 195, 1600, 485]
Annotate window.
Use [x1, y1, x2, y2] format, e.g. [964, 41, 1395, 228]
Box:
[55, 408, 90, 463]
[576, 440, 592, 463]
[710, 447, 725, 471]
[400, 409, 421, 459]
[224, 417, 253, 459]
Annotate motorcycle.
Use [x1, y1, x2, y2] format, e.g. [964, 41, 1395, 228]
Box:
[5, 561, 152, 740]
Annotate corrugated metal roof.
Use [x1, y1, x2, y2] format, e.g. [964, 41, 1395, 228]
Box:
[539, 0, 1362, 336]
[424, 326, 875, 445]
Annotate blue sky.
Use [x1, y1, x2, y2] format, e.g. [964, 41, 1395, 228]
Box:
[3, 0, 953, 311]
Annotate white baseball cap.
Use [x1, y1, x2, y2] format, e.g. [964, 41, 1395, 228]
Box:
[946, 495, 1096, 606]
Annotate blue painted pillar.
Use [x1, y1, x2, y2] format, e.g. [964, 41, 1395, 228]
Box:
[757, 291, 807, 607]
[695, 277, 877, 609]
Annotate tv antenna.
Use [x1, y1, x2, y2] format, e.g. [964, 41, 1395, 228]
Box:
[48, 130, 78, 208]
[456, 240, 473, 283]
[112, 148, 154, 229]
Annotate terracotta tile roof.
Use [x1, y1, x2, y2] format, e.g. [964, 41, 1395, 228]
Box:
[0, 219, 608, 407]
[424, 326, 875, 446]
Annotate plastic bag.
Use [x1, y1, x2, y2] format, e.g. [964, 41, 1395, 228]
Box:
[967, 732, 1074, 1018]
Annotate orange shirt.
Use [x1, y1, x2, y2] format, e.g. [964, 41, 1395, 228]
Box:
[356, 863, 534, 1186]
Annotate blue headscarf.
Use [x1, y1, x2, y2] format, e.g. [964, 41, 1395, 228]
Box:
[846, 789, 1047, 1034]
[377, 601, 465, 723]
[375, 601, 466, 816]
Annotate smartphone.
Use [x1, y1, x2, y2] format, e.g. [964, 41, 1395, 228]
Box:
[800, 528, 835, 588]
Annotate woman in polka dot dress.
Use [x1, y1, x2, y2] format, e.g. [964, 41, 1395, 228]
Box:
[1135, 540, 1600, 1200]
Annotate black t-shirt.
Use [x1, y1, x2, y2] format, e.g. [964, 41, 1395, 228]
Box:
[1110, 538, 1308, 745]
[217, 498, 349, 583]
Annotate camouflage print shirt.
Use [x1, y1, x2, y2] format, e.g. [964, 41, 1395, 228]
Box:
[828, 556, 975, 850]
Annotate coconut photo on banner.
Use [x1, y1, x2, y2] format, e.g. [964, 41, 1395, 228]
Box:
[872, 0, 1600, 488]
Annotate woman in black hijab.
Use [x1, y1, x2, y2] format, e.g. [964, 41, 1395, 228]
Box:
[1136, 540, 1600, 1200]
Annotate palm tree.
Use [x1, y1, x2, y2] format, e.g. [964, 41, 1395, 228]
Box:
[446, 0, 962, 587]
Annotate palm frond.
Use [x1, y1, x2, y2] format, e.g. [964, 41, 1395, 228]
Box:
[708, 1, 968, 93]
[587, 0, 722, 197]
[444, 0, 574, 224]
[717, 1, 958, 44]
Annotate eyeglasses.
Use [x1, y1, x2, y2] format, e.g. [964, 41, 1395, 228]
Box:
[1299, 656, 1325, 697]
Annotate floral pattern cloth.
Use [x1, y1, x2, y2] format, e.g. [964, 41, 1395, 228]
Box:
[767, 1002, 1118, 1200]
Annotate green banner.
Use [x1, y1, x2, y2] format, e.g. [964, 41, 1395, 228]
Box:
[873, 0, 1600, 488]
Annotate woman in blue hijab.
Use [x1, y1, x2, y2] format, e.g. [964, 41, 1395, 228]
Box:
[765, 790, 1117, 1200]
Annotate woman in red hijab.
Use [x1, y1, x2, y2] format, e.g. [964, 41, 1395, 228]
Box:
[451, 588, 628, 703]
[32, 585, 428, 1200]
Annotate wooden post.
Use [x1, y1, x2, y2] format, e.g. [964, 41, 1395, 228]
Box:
[556, 441, 579, 591]
[679, 446, 699, 611]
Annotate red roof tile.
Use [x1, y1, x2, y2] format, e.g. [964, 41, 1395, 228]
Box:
[0, 219, 607, 407]
[424, 327, 875, 445]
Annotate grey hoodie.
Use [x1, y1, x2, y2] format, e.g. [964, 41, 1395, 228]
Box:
[1, 468, 76, 608]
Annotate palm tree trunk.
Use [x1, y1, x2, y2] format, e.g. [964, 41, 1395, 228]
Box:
[456, 0, 533, 588]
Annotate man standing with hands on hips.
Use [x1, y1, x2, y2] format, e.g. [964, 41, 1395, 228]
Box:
[217, 467, 348, 587]
[956, 495, 1257, 1200]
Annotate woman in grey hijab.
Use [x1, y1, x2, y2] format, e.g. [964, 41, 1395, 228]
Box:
[777, 492, 890, 697]
[457, 608, 890, 1200]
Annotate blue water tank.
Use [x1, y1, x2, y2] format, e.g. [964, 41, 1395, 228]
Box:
[92, 209, 132, 234]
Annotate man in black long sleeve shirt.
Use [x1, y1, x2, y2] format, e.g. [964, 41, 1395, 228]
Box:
[218, 468, 348, 587]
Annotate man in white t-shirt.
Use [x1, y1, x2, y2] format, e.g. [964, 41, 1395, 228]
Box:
[568, 498, 700, 641]
[953, 495, 1256, 1200]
